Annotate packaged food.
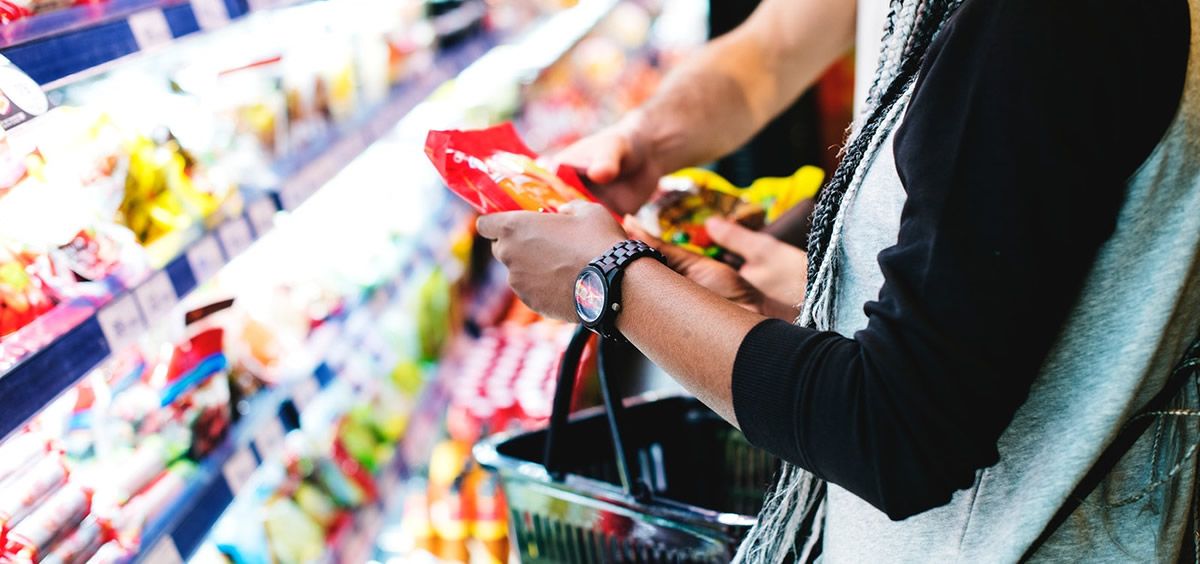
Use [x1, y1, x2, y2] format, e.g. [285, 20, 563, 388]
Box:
[425, 123, 603, 214]
[37, 515, 106, 564]
[4, 484, 92, 562]
[0, 432, 47, 484]
[634, 166, 824, 260]
[81, 540, 129, 564]
[0, 455, 69, 536]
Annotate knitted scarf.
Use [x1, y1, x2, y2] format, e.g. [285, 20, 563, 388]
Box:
[733, 1, 964, 561]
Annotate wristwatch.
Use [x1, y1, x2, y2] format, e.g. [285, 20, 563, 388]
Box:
[573, 240, 666, 341]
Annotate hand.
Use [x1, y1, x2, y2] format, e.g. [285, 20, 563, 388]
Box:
[553, 114, 664, 215]
[476, 202, 626, 321]
[625, 222, 798, 320]
[706, 217, 807, 308]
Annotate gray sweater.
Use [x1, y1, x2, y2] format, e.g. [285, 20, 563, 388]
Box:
[819, 1, 1200, 560]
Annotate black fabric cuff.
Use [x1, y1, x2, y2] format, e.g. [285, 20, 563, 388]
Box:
[731, 318, 818, 468]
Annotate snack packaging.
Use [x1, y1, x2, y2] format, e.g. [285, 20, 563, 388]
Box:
[424, 123, 603, 214]
[38, 515, 106, 564]
[635, 166, 824, 260]
[0, 432, 47, 484]
[0, 455, 70, 536]
[4, 484, 93, 562]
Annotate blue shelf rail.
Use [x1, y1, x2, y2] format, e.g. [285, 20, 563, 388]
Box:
[1, 0, 256, 86]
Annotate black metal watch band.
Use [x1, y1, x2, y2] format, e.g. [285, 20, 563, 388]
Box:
[585, 240, 665, 341]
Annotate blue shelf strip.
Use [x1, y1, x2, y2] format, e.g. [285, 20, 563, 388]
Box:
[0, 0, 254, 85]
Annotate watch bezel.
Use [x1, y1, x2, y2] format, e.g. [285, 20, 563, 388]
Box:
[574, 265, 610, 326]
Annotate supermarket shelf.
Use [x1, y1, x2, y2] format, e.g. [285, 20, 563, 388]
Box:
[0, 198, 278, 443]
[131, 243, 432, 563]
[0, 14, 495, 443]
[1, 0, 258, 86]
[271, 28, 497, 211]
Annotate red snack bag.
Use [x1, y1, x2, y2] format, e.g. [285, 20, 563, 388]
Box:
[425, 123, 604, 214]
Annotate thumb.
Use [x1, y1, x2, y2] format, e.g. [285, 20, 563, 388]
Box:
[624, 220, 696, 272]
[704, 217, 771, 258]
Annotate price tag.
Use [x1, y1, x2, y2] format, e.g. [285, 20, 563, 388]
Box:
[246, 198, 276, 237]
[218, 217, 255, 259]
[291, 376, 320, 411]
[128, 10, 173, 50]
[191, 0, 229, 29]
[254, 419, 287, 461]
[278, 178, 309, 211]
[222, 447, 258, 494]
[133, 271, 178, 327]
[186, 235, 226, 284]
[142, 536, 183, 564]
[97, 294, 145, 352]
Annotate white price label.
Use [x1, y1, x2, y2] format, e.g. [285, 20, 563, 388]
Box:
[245, 0, 280, 10]
[142, 536, 183, 564]
[133, 271, 178, 326]
[128, 10, 173, 50]
[246, 198, 276, 237]
[278, 178, 309, 211]
[254, 419, 287, 461]
[97, 294, 145, 352]
[186, 235, 226, 284]
[218, 217, 254, 259]
[222, 447, 258, 494]
[291, 376, 320, 411]
[191, 0, 229, 29]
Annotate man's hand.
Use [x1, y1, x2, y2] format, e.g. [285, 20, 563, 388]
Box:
[554, 115, 665, 215]
[476, 202, 626, 321]
[706, 217, 808, 308]
[625, 221, 801, 320]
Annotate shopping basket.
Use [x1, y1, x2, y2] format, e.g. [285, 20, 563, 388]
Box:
[474, 325, 780, 563]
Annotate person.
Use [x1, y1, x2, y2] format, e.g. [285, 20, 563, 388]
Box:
[475, 0, 1200, 561]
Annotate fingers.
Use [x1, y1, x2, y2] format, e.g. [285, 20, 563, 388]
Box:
[475, 213, 508, 240]
[476, 211, 541, 239]
[704, 217, 773, 258]
[624, 217, 699, 272]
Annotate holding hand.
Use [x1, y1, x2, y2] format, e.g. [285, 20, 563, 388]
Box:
[554, 114, 665, 215]
[476, 202, 626, 321]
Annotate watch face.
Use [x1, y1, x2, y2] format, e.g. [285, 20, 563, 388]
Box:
[574, 268, 606, 324]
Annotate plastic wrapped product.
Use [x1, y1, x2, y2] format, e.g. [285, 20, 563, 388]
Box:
[37, 515, 106, 564]
[0, 432, 47, 484]
[0, 456, 69, 537]
[424, 123, 604, 214]
[81, 540, 129, 564]
[4, 484, 92, 562]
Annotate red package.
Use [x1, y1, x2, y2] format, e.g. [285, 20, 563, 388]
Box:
[425, 123, 604, 214]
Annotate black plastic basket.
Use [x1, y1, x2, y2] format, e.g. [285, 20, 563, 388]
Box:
[474, 326, 779, 563]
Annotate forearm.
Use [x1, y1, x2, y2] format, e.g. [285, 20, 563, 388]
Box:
[615, 259, 766, 426]
[630, 0, 857, 171]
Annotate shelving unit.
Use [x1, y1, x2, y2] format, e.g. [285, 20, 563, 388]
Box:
[0, 0, 624, 557]
[0, 8, 498, 443]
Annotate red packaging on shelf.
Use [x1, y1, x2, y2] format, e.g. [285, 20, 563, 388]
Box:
[424, 123, 604, 214]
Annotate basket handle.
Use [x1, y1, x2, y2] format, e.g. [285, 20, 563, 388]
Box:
[543, 325, 651, 502]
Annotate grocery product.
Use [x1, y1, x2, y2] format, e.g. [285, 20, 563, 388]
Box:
[425, 122, 603, 214]
[3, 484, 92, 562]
[634, 166, 825, 260]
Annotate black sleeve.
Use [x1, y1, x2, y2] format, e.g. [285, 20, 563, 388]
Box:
[731, 0, 1189, 520]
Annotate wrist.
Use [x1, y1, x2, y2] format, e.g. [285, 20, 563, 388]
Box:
[622, 108, 688, 175]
